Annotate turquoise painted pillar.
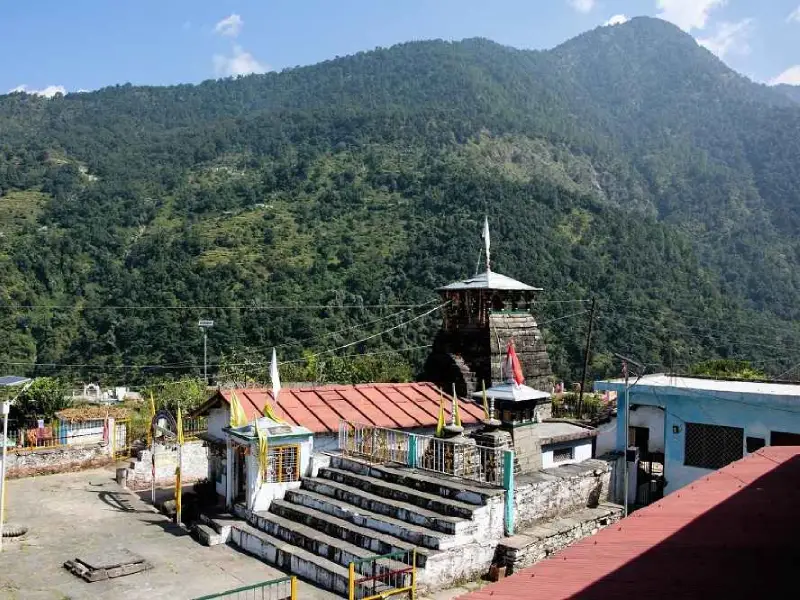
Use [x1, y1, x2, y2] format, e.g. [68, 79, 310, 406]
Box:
[503, 450, 515, 536]
[407, 434, 417, 468]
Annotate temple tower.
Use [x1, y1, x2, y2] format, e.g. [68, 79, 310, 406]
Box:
[422, 218, 553, 397]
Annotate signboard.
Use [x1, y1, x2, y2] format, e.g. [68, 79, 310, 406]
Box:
[198, 319, 214, 328]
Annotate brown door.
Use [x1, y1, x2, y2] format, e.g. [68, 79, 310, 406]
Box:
[770, 431, 800, 446]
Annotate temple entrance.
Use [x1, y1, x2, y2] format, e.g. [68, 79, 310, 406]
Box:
[235, 446, 247, 503]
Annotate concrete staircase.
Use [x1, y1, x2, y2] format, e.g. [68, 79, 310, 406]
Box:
[196, 455, 505, 595]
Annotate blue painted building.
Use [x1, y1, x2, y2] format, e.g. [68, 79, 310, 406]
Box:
[594, 374, 800, 496]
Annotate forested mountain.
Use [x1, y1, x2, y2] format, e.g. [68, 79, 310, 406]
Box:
[775, 84, 800, 105]
[2, 16, 800, 385]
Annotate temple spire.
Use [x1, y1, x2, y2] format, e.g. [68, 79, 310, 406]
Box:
[482, 216, 491, 273]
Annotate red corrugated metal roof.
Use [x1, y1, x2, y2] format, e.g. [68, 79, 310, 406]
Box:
[459, 446, 800, 600]
[206, 382, 486, 434]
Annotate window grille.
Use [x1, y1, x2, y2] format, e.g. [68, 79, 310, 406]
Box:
[553, 446, 574, 463]
[264, 445, 299, 483]
[684, 423, 743, 470]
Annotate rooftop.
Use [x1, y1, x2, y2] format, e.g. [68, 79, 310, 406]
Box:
[595, 373, 800, 398]
[437, 269, 542, 292]
[458, 445, 800, 600]
[0, 375, 31, 387]
[227, 416, 312, 441]
[530, 421, 596, 445]
[199, 382, 487, 434]
[471, 383, 551, 403]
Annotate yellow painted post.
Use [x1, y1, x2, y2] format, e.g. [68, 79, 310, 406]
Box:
[348, 562, 356, 600]
[290, 576, 297, 600]
[410, 549, 417, 600]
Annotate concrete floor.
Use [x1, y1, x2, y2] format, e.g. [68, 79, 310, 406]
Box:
[0, 467, 339, 600]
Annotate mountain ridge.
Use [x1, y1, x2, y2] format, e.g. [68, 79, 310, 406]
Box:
[1, 17, 799, 384]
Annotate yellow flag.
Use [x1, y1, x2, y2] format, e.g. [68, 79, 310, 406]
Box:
[435, 392, 446, 438]
[256, 420, 269, 480]
[263, 399, 285, 424]
[175, 464, 182, 518]
[451, 384, 462, 428]
[482, 380, 490, 420]
[229, 391, 248, 428]
[177, 406, 185, 446]
[149, 392, 157, 418]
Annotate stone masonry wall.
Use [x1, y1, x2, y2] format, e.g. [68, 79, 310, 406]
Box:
[126, 440, 209, 490]
[5, 444, 113, 479]
[513, 458, 613, 530]
[496, 503, 623, 574]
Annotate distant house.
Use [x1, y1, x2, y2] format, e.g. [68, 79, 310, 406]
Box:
[594, 374, 800, 502]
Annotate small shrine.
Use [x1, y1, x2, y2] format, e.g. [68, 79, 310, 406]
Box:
[223, 416, 313, 512]
[422, 217, 553, 397]
[470, 342, 595, 473]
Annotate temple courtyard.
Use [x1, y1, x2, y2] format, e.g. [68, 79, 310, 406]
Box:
[0, 467, 338, 600]
[0, 467, 487, 600]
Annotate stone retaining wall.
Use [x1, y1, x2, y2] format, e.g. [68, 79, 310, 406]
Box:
[126, 440, 209, 490]
[513, 457, 613, 530]
[496, 502, 623, 574]
[4, 443, 113, 479]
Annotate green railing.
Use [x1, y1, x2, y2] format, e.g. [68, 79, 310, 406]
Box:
[193, 576, 296, 600]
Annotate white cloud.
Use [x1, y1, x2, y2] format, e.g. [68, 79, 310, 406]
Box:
[697, 19, 753, 59]
[8, 84, 66, 98]
[604, 14, 630, 26]
[213, 45, 268, 77]
[568, 0, 595, 14]
[788, 6, 800, 23]
[770, 65, 800, 86]
[657, 0, 726, 31]
[214, 13, 243, 37]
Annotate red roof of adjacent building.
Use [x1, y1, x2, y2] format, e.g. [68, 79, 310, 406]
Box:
[460, 446, 800, 600]
[199, 382, 486, 434]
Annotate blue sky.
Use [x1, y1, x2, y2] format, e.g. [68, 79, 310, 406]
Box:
[3, 0, 800, 97]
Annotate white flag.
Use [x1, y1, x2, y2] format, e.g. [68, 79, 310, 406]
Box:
[270, 347, 281, 403]
[482, 216, 491, 271]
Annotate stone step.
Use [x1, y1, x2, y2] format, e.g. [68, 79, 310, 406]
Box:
[319, 467, 478, 520]
[199, 513, 237, 539]
[330, 455, 502, 506]
[270, 498, 433, 565]
[301, 477, 469, 536]
[247, 510, 410, 576]
[229, 522, 354, 596]
[285, 489, 456, 551]
[194, 523, 224, 546]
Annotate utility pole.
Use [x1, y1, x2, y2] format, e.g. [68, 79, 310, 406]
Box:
[613, 352, 645, 518]
[0, 378, 32, 552]
[577, 298, 597, 419]
[198, 319, 214, 384]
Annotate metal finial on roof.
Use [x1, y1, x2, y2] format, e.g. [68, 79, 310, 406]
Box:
[482, 216, 491, 273]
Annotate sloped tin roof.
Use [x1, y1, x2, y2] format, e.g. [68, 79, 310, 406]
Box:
[437, 269, 541, 292]
[203, 382, 487, 433]
[459, 445, 800, 600]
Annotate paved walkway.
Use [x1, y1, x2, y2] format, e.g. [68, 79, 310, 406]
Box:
[0, 467, 338, 600]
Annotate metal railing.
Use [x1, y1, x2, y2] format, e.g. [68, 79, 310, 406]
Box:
[3, 418, 110, 451]
[183, 416, 208, 440]
[193, 576, 296, 600]
[339, 421, 410, 465]
[337, 420, 506, 487]
[349, 550, 416, 600]
[414, 435, 506, 486]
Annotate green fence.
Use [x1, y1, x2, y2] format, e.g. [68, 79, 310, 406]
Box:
[193, 576, 296, 600]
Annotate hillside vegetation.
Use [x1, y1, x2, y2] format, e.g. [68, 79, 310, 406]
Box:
[1, 17, 800, 385]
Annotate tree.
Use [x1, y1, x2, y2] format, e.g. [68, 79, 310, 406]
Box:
[12, 378, 71, 421]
